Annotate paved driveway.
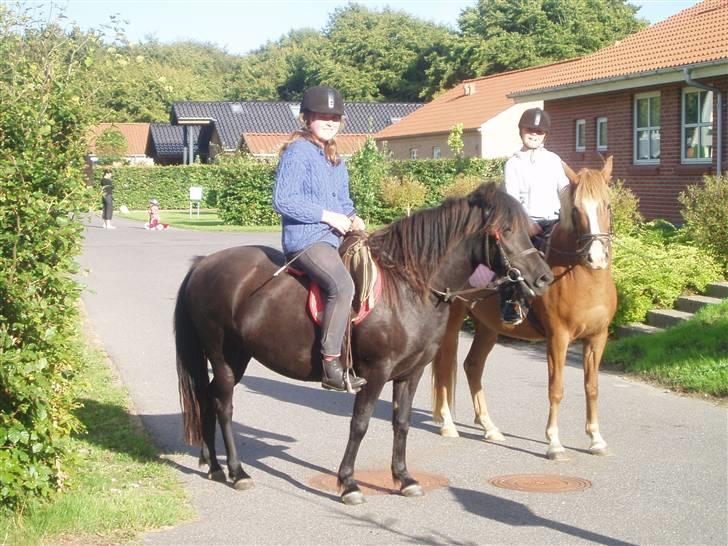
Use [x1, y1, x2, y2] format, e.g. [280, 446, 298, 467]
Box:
[79, 216, 727, 545]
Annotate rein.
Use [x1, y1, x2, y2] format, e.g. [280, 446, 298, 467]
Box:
[430, 232, 541, 304]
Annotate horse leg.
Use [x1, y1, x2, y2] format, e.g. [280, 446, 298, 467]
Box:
[583, 332, 609, 455]
[338, 374, 387, 505]
[432, 300, 467, 438]
[199, 385, 225, 482]
[205, 343, 254, 490]
[464, 319, 504, 441]
[545, 333, 570, 460]
[391, 366, 427, 497]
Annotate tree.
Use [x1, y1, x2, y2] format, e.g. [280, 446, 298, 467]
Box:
[95, 127, 128, 157]
[451, 0, 647, 78]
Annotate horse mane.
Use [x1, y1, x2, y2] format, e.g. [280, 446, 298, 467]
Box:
[558, 167, 611, 233]
[368, 182, 529, 301]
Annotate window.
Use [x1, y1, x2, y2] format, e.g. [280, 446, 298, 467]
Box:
[682, 88, 713, 162]
[409, 148, 418, 160]
[596, 117, 608, 151]
[634, 92, 660, 163]
[575, 119, 586, 151]
[432, 146, 441, 159]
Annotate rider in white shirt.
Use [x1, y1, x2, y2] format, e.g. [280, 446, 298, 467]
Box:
[505, 108, 569, 235]
[501, 108, 568, 323]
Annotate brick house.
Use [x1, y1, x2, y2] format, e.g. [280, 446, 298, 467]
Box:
[510, 0, 728, 222]
[374, 61, 576, 160]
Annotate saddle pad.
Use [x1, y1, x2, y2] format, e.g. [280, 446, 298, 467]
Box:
[308, 274, 382, 326]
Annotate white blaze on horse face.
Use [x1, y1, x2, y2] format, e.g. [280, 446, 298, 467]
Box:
[583, 198, 609, 269]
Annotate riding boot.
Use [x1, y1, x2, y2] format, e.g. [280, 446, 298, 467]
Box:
[322, 358, 367, 392]
[500, 287, 524, 325]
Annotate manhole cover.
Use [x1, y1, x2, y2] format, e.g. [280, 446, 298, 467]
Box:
[489, 474, 591, 493]
[309, 469, 449, 496]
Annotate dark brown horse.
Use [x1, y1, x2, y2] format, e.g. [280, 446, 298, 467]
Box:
[174, 183, 553, 505]
[432, 159, 617, 460]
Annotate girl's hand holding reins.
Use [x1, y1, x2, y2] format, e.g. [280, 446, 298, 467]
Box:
[322, 210, 352, 235]
[351, 215, 365, 231]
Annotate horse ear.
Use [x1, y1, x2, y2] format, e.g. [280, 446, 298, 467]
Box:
[602, 155, 613, 180]
[562, 161, 578, 185]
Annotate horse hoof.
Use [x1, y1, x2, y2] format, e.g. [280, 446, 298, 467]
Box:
[590, 446, 610, 456]
[440, 425, 459, 438]
[401, 483, 424, 497]
[208, 469, 226, 482]
[233, 477, 255, 491]
[341, 490, 366, 505]
[484, 429, 505, 442]
[547, 449, 569, 461]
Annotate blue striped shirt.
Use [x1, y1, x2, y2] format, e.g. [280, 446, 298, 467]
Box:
[273, 139, 355, 254]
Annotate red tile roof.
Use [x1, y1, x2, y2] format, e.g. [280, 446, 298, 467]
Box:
[88, 123, 150, 155]
[514, 0, 728, 95]
[375, 60, 578, 139]
[242, 133, 369, 156]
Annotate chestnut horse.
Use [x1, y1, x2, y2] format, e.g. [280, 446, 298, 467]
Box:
[175, 183, 553, 505]
[432, 159, 617, 460]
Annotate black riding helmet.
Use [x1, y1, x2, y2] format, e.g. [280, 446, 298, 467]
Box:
[300, 85, 344, 116]
[518, 107, 551, 133]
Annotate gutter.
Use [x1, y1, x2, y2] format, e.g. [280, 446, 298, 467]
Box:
[684, 68, 723, 176]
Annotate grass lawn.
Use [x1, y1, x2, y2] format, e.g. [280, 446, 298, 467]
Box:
[118, 208, 280, 232]
[604, 299, 728, 397]
[0, 325, 194, 545]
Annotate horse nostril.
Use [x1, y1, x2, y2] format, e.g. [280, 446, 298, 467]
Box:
[536, 272, 553, 288]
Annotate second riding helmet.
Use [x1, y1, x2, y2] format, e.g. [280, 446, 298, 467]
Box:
[518, 108, 551, 133]
[300, 85, 344, 116]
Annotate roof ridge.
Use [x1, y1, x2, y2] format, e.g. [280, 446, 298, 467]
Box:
[462, 57, 583, 84]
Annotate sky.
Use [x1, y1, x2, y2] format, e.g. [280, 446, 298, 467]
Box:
[30, 0, 702, 56]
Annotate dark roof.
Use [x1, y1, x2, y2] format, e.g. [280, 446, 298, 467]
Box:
[149, 123, 200, 158]
[171, 101, 423, 151]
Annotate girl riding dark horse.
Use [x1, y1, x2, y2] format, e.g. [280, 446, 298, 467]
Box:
[175, 182, 553, 504]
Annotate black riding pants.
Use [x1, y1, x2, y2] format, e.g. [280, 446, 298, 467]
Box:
[291, 242, 354, 358]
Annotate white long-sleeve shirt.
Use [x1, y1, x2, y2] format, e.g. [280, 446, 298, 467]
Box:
[504, 147, 569, 220]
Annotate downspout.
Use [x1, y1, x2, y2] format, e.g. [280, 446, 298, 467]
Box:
[684, 68, 722, 175]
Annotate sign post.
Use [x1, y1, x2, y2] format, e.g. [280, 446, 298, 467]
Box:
[189, 186, 202, 219]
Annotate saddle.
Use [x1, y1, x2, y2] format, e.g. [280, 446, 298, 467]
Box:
[288, 231, 381, 326]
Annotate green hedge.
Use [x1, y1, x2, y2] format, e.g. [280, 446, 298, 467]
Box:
[1, 11, 95, 511]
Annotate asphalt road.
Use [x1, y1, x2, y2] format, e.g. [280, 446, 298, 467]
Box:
[78, 215, 727, 546]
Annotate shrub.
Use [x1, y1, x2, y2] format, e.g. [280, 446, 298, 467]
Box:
[380, 175, 428, 216]
[440, 173, 486, 199]
[347, 137, 391, 224]
[679, 174, 728, 273]
[610, 178, 643, 237]
[95, 127, 128, 157]
[0, 8, 95, 511]
[611, 230, 723, 326]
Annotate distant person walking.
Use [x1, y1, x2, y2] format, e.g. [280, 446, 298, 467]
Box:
[100, 169, 115, 229]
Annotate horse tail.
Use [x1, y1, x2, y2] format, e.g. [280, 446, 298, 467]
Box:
[174, 258, 207, 447]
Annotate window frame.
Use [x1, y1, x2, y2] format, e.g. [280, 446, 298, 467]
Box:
[681, 87, 713, 164]
[575, 119, 586, 152]
[409, 148, 418, 160]
[633, 92, 661, 164]
[596, 117, 608, 151]
[432, 146, 441, 159]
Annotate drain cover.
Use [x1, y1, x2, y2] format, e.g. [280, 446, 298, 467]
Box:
[309, 469, 449, 496]
[489, 474, 591, 493]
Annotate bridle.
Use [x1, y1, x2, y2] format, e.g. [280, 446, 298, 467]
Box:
[431, 230, 541, 304]
[547, 205, 613, 262]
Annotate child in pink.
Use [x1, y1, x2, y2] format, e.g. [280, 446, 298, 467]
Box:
[145, 199, 168, 230]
